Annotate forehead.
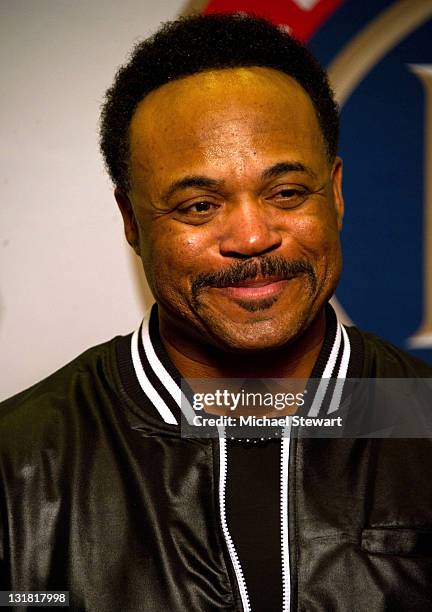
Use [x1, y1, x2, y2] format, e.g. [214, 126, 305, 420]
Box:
[128, 67, 326, 185]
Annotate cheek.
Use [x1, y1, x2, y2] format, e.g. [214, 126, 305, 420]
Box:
[144, 227, 208, 290]
[308, 217, 342, 280]
[284, 213, 340, 257]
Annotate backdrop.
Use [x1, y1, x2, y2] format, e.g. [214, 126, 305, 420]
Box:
[1, 0, 431, 400]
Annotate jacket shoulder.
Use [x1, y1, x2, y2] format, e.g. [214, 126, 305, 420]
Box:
[354, 327, 432, 377]
[0, 338, 119, 451]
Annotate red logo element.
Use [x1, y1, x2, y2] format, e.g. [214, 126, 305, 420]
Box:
[202, 0, 344, 41]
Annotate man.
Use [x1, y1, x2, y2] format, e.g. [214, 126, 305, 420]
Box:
[1, 13, 432, 612]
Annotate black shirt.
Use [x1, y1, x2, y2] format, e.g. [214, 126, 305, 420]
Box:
[226, 438, 283, 611]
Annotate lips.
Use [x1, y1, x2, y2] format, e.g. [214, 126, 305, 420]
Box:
[217, 276, 290, 300]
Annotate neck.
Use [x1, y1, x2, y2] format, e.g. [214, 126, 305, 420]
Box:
[158, 308, 327, 380]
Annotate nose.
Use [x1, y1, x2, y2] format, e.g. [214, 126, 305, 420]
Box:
[219, 197, 282, 258]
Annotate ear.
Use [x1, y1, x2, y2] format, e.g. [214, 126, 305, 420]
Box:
[331, 156, 344, 231]
[114, 188, 141, 256]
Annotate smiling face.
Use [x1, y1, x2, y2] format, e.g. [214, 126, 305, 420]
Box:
[118, 67, 344, 353]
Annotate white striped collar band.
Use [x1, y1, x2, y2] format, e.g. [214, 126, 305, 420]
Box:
[130, 303, 354, 425]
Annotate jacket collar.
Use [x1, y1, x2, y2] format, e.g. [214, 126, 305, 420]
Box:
[117, 302, 363, 426]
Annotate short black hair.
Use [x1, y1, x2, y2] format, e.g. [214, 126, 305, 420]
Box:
[100, 13, 339, 192]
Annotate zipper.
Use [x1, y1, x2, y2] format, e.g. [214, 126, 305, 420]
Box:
[280, 428, 291, 612]
[218, 431, 252, 612]
[218, 427, 292, 612]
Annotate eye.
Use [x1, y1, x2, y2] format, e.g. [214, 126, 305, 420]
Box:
[187, 201, 214, 213]
[268, 186, 309, 208]
[278, 188, 303, 197]
[175, 199, 221, 224]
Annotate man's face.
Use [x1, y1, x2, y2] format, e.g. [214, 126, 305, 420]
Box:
[121, 67, 344, 352]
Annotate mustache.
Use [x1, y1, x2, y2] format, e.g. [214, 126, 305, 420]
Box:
[191, 256, 317, 297]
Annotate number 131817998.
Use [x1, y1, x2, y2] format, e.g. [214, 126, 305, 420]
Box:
[0, 591, 69, 607]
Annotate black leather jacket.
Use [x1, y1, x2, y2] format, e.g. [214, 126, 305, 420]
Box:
[1, 307, 432, 611]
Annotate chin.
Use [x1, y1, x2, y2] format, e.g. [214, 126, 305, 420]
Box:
[197, 286, 320, 345]
[202, 311, 311, 353]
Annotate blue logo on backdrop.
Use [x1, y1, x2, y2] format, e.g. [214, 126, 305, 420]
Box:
[310, 0, 432, 363]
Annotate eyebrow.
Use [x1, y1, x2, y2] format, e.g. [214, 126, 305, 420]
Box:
[162, 160, 316, 202]
[261, 161, 317, 180]
[162, 176, 221, 202]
